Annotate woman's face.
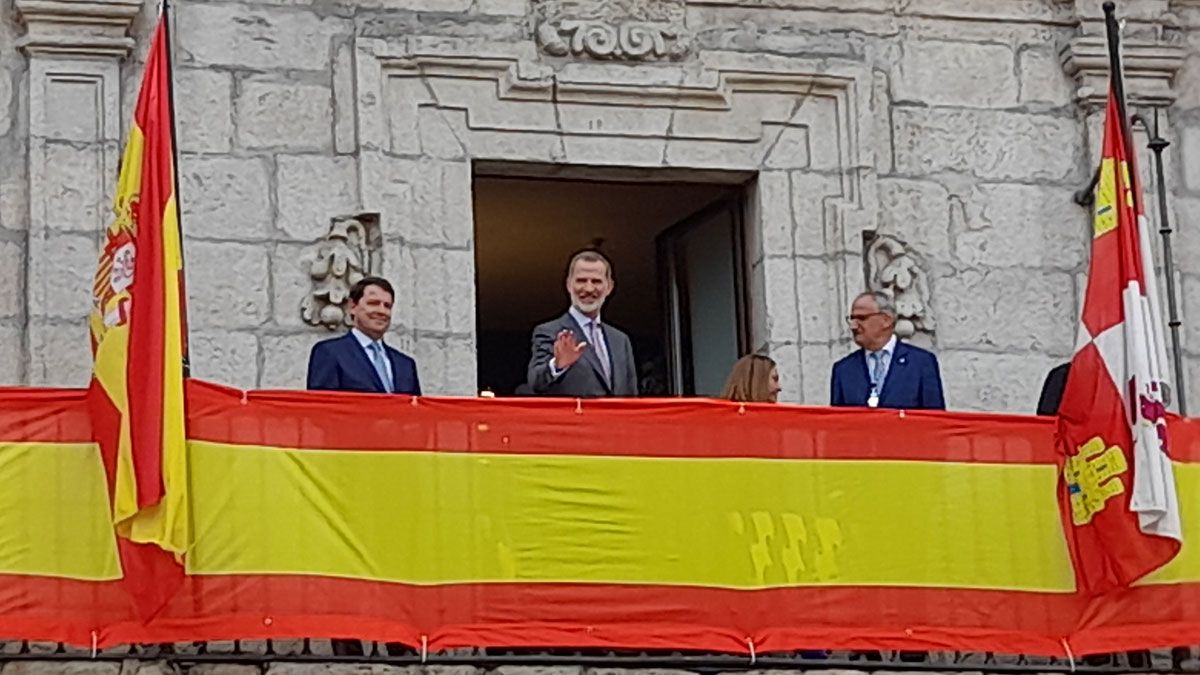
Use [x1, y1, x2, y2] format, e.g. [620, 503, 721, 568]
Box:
[768, 366, 781, 403]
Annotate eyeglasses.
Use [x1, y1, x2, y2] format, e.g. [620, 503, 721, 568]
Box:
[846, 312, 883, 324]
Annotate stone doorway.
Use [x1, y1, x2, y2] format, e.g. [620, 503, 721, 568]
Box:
[472, 165, 751, 397]
[351, 37, 872, 402]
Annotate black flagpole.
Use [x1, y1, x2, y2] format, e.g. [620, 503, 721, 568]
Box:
[160, 0, 191, 377]
[1131, 111, 1189, 415]
[1103, 3, 1133, 159]
[1105, 2, 1188, 413]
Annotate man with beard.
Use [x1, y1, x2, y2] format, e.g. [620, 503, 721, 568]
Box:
[830, 290, 944, 410]
[526, 250, 639, 398]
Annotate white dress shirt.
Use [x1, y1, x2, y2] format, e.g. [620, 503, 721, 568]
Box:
[351, 327, 393, 389]
[549, 306, 610, 379]
[864, 333, 898, 395]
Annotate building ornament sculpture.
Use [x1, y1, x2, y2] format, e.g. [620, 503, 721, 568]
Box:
[301, 214, 382, 330]
[1060, 36, 1184, 107]
[534, 0, 692, 61]
[864, 233, 936, 343]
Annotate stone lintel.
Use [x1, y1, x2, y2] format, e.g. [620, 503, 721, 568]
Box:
[15, 0, 143, 58]
[1060, 35, 1185, 107]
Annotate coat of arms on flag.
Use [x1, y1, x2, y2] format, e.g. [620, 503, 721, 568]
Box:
[87, 7, 191, 618]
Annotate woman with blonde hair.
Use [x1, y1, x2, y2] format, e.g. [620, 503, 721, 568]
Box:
[720, 354, 781, 403]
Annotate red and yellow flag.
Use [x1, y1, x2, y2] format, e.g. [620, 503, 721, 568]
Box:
[1056, 85, 1182, 595]
[87, 13, 189, 615]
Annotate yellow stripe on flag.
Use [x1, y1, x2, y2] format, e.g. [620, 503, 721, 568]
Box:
[1141, 462, 1200, 585]
[0, 443, 121, 581]
[123, 195, 190, 555]
[187, 442, 1079, 592]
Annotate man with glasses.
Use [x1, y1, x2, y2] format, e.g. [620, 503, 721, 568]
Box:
[830, 291, 945, 410]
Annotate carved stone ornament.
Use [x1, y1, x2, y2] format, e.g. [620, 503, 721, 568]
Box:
[863, 233, 936, 343]
[1060, 36, 1185, 107]
[15, 0, 142, 57]
[300, 214, 383, 330]
[534, 0, 692, 61]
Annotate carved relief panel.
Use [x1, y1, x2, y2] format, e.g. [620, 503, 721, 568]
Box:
[863, 231, 936, 346]
[534, 0, 692, 61]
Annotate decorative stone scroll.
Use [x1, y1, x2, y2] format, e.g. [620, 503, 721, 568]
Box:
[863, 232, 936, 343]
[534, 0, 692, 61]
[300, 214, 382, 330]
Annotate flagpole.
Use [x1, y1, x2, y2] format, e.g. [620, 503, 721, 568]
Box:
[1131, 111, 1189, 415]
[160, 0, 191, 377]
[1103, 3, 1135, 162]
[1106, 2, 1188, 413]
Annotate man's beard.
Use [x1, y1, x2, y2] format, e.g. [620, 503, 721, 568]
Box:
[572, 296, 605, 314]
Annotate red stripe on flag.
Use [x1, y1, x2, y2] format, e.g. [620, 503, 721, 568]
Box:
[125, 19, 174, 511]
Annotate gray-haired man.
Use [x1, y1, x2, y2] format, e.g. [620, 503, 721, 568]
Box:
[830, 291, 945, 409]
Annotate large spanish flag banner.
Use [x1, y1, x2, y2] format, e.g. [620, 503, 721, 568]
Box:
[1, 384, 1199, 654]
[1056, 86, 1182, 593]
[86, 12, 189, 617]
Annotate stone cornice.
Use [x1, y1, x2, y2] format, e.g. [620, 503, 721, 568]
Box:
[1060, 35, 1185, 106]
[15, 0, 142, 58]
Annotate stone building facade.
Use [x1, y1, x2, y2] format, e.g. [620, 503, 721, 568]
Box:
[1, 0, 1198, 412]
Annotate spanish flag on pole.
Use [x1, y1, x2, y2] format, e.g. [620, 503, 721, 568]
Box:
[88, 8, 189, 617]
[1056, 2, 1181, 595]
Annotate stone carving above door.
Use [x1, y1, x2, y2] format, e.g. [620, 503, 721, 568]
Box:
[300, 214, 382, 330]
[534, 0, 692, 61]
[863, 232, 936, 345]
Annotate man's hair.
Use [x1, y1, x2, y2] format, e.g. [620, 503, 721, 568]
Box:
[349, 276, 395, 303]
[566, 249, 613, 280]
[855, 290, 896, 319]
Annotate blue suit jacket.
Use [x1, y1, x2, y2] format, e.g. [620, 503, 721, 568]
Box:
[306, 332, 421, 395]
[830, 340, 945, 410]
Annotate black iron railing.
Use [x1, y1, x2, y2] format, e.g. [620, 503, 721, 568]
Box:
[1, 642, 1198, 672]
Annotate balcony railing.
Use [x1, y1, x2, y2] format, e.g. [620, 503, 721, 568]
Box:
[2, 642, 1199, 673]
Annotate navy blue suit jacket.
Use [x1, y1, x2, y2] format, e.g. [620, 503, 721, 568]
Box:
[830, 340, 945, 410]
[306, 332, 421, 395]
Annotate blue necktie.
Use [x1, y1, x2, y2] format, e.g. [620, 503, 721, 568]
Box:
[870, 351, 884, 396]
[369, 342, 392, 393]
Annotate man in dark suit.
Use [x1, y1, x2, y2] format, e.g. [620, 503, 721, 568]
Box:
[1036, 362, 1071, 416]
[527, 250, 638, 397]
[306, 276, 418, 657]
[307, 276, 421, 395]
[830, 291, 944, 410]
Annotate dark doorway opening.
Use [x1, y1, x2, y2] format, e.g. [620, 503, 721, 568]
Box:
[472, 165, 752, 397]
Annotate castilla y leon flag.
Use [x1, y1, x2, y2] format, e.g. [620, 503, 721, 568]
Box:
[1056, 72, 1182, 592]
[87, 10, 190, 617]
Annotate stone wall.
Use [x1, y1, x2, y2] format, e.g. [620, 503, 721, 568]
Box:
[1172, 1, 1200, 415]
[0, 0, 28, 384]
[1, 0, 1197, 413]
